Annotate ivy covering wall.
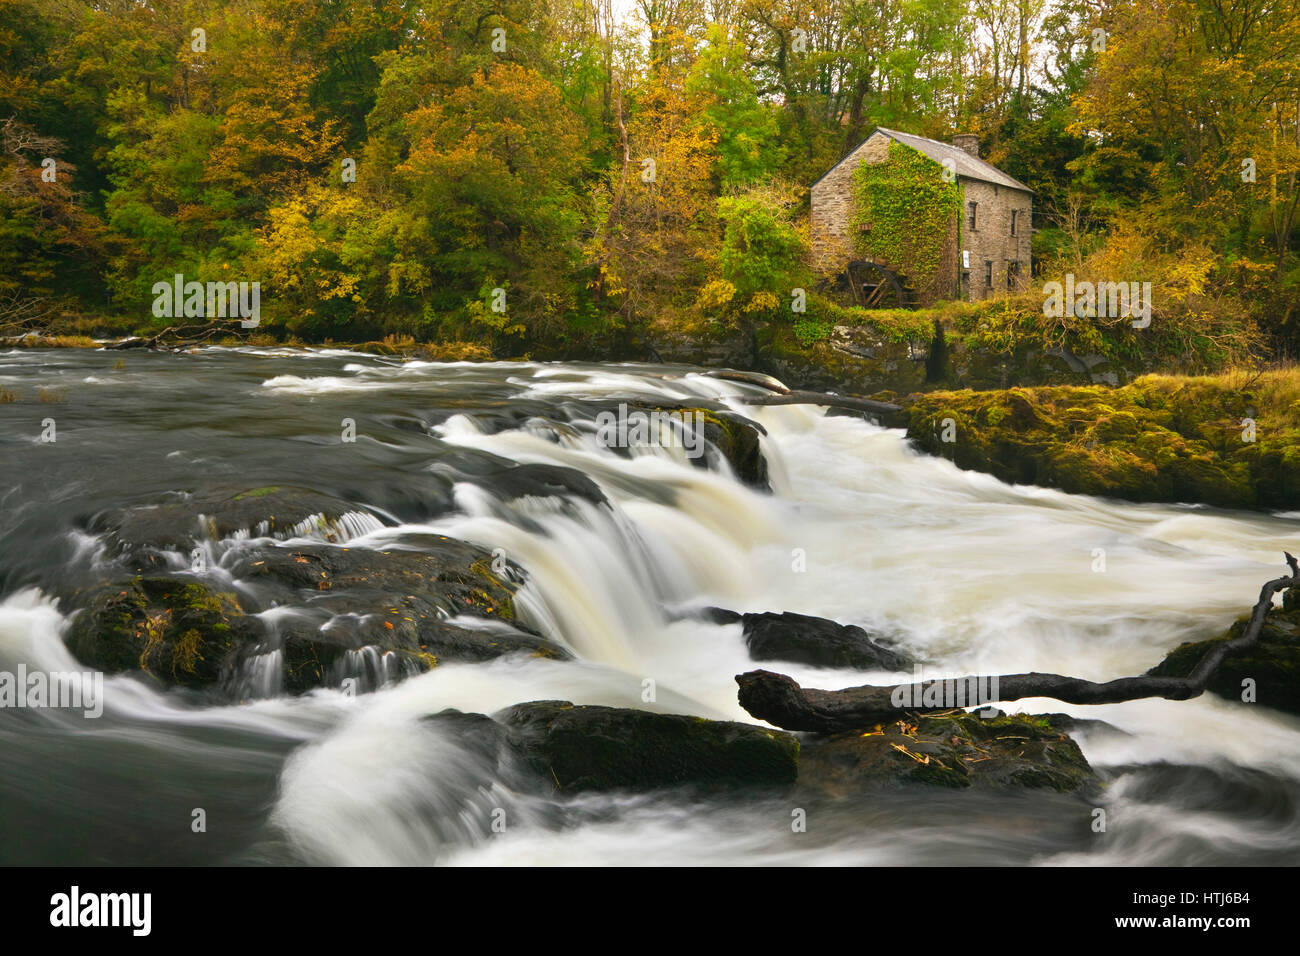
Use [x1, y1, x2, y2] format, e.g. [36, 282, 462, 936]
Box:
[849, 140, 962, 299]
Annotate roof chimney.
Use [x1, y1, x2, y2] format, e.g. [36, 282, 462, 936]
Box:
[952, 133, 980, 158]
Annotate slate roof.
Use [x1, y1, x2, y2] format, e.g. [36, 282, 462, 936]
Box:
[813, 127, 1034, 194]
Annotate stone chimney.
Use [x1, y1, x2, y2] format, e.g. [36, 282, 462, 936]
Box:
[952, 133, 980, 158]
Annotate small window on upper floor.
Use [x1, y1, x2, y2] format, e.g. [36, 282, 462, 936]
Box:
[967, 201, 978, 231]
[1010, 209, 1018, 237]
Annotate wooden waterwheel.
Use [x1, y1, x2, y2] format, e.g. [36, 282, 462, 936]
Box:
[832, 260, 916, 309]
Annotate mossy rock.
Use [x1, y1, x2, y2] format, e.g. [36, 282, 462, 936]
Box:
[904, 379, 1291, 509]
[619, 403, 770, 490]
[225, 539, 569, 687]
[495, 701, 800, 793]
[751, 321, 929, 395]
[1147, 607, 1300, 715]
[64, 537, 568, 695]
[65, 577, 252, 687]
[694, 410, 770, 490]
[796, 711, 1096, 795]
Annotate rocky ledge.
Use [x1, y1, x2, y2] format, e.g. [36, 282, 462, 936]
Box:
[420, 701, 1097, 798]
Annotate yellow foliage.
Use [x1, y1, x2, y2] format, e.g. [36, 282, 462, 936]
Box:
[696, 279, 736, 309]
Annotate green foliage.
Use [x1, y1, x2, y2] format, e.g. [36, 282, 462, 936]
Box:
[716, 185, 806, 300]
[804, 293, 937, 343]
[0, 0, 1288, 360]
[686, 25, 783, 188]
[850, 140, 961, 293]
[793, 317, 833, 344]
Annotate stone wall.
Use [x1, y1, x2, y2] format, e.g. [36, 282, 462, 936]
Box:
[811, 131, 1033, 304]
[959, 179, 1032, 300]
[810, 133, 889, 275]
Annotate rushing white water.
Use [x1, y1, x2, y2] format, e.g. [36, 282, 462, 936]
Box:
[3, 352, 1299, 865]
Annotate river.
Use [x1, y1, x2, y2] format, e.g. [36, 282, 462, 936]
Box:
[1, 347, 1298, 865]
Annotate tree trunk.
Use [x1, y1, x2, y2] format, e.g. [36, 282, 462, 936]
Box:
[736, 567, 1295, 732]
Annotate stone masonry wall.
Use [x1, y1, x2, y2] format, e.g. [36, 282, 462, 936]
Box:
[960, 179, 1032, 300]
[810, 133, 889, 275]
[812, 132, 1033, 303]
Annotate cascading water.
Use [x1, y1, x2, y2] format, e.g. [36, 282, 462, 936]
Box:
[2, 347, 1298, 865]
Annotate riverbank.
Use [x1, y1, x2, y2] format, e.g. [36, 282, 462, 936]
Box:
[7, 306, 1295, 516]
[6, 348, 1300, 865]
[905, 370, 1300, 511]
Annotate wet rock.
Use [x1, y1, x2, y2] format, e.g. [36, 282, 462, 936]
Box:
[229, 540, 568, 690]
[64, 537, 569, 695]
[88, 485, 379, 570]
[494, 701, 800, 793]
[797, 712, 1097, 795]
[611, 403, 770, 490]
[703, 608, 912, 670]
[65, 577, 256, 688]
[740, 610, 911, 670]
[1147, 604, 1300, 716]
[695, 410, 769, 490]
[1037, 713, 1132, 738]
[466, 462, 608, 508]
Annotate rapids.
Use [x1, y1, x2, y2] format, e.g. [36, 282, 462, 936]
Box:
[1, 347, 1298, 865]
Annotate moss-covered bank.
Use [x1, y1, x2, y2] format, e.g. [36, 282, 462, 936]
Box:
[905, 371, 1300, 509]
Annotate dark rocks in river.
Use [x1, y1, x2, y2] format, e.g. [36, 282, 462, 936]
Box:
[691, 409, 770, 490]
[470, 462, 608, 508]
[600, 403, 770, 490]
[493, 701, 800, 793]
[66, 537, 568, 694]
[230, 539, 568, 692]
[417, 700, 1094, 797]
[1147, 599, 1300, 716]
[88, 485, 377, 570]
[796, 711, 1097, 795]
[65, 577, 255, 687]
[705, 608, 912, 670]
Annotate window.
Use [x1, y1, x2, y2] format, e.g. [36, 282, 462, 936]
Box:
[1008, 261, 1020, 289]
[1010, 209, 1018, 236]
[984, 260, 993, 287]
[967, 201, 978, 231]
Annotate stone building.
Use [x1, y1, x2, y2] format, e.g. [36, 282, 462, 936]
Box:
[811, 128, 1032, 305]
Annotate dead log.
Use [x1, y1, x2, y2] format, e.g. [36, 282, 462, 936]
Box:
[740, 389, 904, 419]
[106, 319, 252, 352]
[702, 370, 791, 394]
[737, 565, 1296, 732]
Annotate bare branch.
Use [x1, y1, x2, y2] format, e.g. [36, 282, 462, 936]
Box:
[737, 565, 1296, 732]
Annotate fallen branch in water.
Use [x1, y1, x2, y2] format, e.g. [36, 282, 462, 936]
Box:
[739, 389, 904, 419]
[736, 564, 1296, 732]
[106, 319, 254, 352]
[702, 369, 791, 394]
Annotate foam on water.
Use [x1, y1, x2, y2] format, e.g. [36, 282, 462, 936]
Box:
[4, 355, 1300, 864]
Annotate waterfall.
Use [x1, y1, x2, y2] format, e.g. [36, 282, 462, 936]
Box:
[2, 349, 1299, 864]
